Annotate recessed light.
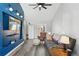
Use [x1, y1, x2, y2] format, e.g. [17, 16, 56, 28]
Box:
[16, 12, 20, 16]
[9, 7, 13, 11]
[20, 15, 23, 18]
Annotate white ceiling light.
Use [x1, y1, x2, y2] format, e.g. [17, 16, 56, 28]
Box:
[9, 7, 13, 11]
[16, 12, 20, 16]
[39, 5, 41, 7]
[20, 15, 23, 18]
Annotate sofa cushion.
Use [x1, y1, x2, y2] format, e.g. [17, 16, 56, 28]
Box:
[45, 40, 58, 48]
[52, 34, 60, 44]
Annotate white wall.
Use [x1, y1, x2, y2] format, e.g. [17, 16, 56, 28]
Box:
[52, 3, 79, 55]
[22, 19, 28, 40]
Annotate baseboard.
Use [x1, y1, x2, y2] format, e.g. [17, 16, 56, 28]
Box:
[5, 41, 24, 56]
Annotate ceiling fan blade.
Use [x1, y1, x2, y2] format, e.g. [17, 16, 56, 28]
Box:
[29, 4, 37, 6]
[33, 5, 39, 9]
[42, 6, 47, 9]
[44, 4, 52, 6]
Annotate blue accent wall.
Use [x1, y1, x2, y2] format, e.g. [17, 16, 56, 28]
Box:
[0, 3, 24, 56]
[3, 12, 9, 30]
[0, 11, 3, 50]
[0, 3, 24, 20]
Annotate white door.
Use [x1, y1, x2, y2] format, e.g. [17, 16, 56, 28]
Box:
[28, 25, 34, 39]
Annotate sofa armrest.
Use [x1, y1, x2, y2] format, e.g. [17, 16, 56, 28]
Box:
[66, 49, 72, 52]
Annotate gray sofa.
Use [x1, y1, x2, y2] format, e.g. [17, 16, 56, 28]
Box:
[44, 36, 76, 56]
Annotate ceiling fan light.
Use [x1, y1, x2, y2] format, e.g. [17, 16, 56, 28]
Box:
[39, 5, 41, 7]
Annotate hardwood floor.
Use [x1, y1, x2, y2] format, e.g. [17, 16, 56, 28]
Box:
[15, 40, 49, 56]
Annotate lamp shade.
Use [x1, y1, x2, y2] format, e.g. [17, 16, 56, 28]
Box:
[46, 33, 52, 40]
[59, 35, 70, 44]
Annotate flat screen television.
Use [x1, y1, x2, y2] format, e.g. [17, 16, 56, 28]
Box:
[9, 16, 21, 34]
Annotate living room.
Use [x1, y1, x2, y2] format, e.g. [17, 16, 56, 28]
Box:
[20, 3, 79, 56]
[0, 1, 79, 59]
[0, 1, 79, 57]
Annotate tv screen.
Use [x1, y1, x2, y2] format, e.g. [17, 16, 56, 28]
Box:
[9, 16, 21, 34]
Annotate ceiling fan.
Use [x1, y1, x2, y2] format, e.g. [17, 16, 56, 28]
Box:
[29, 3, 52, 11]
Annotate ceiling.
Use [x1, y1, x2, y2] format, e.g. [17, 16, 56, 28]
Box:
[20, 3, 60, 24]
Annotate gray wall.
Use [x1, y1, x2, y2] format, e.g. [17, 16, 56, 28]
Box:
[52, 3, 79, 55]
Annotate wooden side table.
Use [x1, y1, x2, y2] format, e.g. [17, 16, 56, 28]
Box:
[48, 47, 68, 56]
